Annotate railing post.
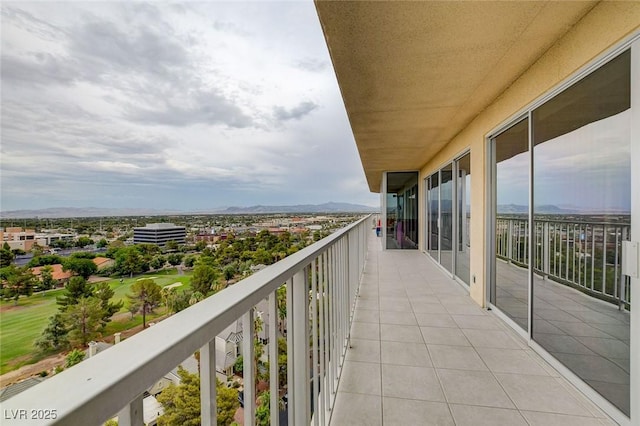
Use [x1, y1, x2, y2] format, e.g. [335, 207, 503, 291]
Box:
[618, 226, 628, 310]
[243, 309, 255, 426]
[118, 394, 144, 426]
[286, 278, 295, 426]
[318, 252, 327, 426]
[200, 339, 217, 426]
[268, 291, 279, 426]
[507, 219, 513, 263]
[543, 221, 550, 278]
[323, 250, 332, 412]
[311, 258, 319, 426]
[292, 269, 310, 425]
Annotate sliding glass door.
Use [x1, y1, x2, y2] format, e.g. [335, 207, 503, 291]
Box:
[489, 46, 635, 419]
[491, 118, 530, 331]
[425, 154, 472, 285]
[384, 172, 418, 250]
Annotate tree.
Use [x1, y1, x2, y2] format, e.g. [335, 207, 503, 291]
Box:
[167, 253, 183, 266]
[157, 367, 200, 426]
[62, 257, 97, 279]
[65, 348, 85, 367]
[156, 367, 238, 426]
[115, 246, 147, 277]
[57, 276, 94, 311]
[75, 236, 94, 248]
[233, 355, 243, 375]
[39, 265, 56, 290]
[150, 255, 166, 270]
[190, 263, 219, 296]
[93, 281, 123, 325]
[31, 242, 45, 257]
[256, 391, 271, 426]
[183, 255, 197, 268]
[223, 265, 236, 285]
[27, 254, 62, 267]
[277, 338, 287, 389]
[217, 383, 240, 425]
[164, 240, 179, 251]
[189, 291, 204, 306]
[127, 279, 162, 328]
[1, 265, 36, 305]
[35, 312, 69, 352]
[63, 297, 104, 347]
[96, 238, 108, 249]
[0, 247, 15, 268]
[194, 240, 207, 251]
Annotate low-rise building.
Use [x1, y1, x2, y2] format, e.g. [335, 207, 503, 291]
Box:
[1, 227, 37, 251]
[133, 223, 186, 247]
[31, 264, 72, 286]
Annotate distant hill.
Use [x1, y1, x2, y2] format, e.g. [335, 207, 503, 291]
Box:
[0, 202, 378, 218]
[219, 202, 378, 214]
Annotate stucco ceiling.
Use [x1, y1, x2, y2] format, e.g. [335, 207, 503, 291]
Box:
[315, 1, 598, 192]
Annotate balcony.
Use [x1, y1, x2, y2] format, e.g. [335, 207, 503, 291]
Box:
[0, 216, 620, 425]
[330, 230, 616, 425]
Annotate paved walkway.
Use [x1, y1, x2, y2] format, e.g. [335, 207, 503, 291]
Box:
[329, 233, 615, 425]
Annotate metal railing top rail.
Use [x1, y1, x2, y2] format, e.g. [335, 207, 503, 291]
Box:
[0, 215, 371, 426]
[496, 215, 630, 227]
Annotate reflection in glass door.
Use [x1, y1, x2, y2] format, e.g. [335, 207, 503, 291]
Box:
[385, 172, 418, 250]
[456, 153, 471, 285]
[491, 118, 530, 331]
[489, 47, 634, 420]
[426, 155, 471, 285]
[531, 50, 631, 417]
[440, 164, 453, 273]
[428, 173, 439, 260]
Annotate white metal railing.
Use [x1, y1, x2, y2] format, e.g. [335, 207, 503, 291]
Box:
[0, 215, 371, 426]
[496, 216, 631, 310]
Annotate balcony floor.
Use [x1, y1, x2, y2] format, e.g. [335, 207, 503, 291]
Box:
[330, 233, 616, 425]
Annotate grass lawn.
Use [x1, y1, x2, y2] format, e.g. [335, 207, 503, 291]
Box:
[0, 289, 65, 374]
[0, 269, 192, 375]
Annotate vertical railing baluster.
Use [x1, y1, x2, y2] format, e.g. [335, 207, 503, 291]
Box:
[269, 291, 279, 426]
[311, 257, 319, 426]
[323, 249, 331, 414]
[243, 309, 255, 426]
[318, 251, 327, 425]
[118, 394, 144, 426]
[507, 219, 513, 263]
[286, 278, 295, 426]
[614, 227, 620, 301]
[292, 268, 310, 425]
[200, 339, 217, 426]
[591, 224, 596, 292]
[602, 225, 608, 296]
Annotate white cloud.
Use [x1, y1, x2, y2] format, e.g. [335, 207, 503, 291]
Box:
[0, 1, 380, 210]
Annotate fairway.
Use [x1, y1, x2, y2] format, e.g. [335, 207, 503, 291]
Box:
[0, 269, 192, 375]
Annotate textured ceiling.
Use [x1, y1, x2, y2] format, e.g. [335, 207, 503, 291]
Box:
[315, 1, 598, 192]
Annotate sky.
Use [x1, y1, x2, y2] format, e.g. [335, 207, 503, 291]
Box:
[0, 1, 380, 212]
[497, 110, 631, 213]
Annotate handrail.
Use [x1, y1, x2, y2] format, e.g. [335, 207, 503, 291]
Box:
[0, 215, 372, 425]
[495, 216, 630, 310]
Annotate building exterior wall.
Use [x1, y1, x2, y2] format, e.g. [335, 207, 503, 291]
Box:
[1, 228, 37, 251]
[418, 2, 640, 307]
[133, 224, 186, 246]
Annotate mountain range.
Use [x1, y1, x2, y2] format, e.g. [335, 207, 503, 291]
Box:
[0, 202, 378, 218]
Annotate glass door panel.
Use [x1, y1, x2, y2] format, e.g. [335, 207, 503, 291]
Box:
[428, 172, 439, 260]
[492, 118, 529, 330]
[440, 164, 453, 273]
[456, 153, 471, 285]
[532, 50, 631, 417]
[385, 172, 419, 250]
